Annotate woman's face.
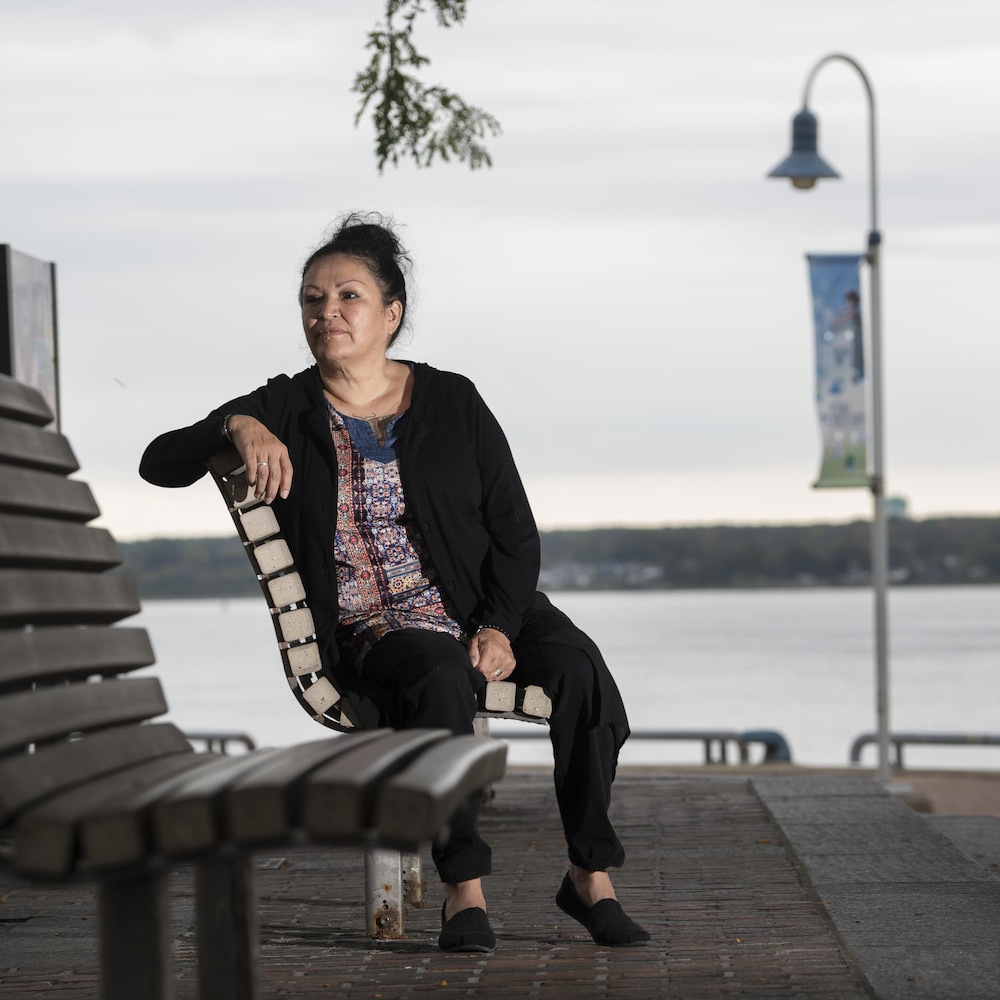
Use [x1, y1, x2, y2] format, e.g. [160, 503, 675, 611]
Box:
[300, 254, 402, 369]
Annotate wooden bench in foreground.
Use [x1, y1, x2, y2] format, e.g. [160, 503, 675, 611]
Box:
[0, 373, 507, 1000]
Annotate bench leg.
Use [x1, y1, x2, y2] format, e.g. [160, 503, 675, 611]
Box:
[365, 846, 404, 938]
[401, 849, 424, 907]
[473, 716, 498, 807]
[195, 849, 259, 1000]
[97, 870, 174, 1000]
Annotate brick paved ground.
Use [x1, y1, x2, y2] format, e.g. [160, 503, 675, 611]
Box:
[1, 771, 879, 999]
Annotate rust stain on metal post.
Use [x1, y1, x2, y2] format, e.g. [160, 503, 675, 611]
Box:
[371, 906, 402, 939]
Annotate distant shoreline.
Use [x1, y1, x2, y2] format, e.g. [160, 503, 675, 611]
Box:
[117, 515, 1000, 599]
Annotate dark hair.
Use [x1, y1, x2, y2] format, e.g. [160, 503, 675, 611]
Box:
[300, 212, 411, 347]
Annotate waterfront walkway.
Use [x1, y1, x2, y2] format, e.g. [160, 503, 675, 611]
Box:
[2, 767, 998, 999]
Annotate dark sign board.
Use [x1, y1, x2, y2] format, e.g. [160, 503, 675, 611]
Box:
[1, 245, 60, 428]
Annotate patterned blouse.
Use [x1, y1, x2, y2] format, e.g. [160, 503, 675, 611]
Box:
[329, 402, 465, 668]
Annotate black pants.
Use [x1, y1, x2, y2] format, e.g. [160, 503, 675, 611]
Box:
[362, 625, 626, 884]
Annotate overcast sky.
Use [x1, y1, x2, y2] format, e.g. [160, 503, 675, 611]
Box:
[3, 0, 998, 539]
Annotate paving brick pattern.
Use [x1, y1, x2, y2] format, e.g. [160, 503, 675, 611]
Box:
[2, 772, 876, 998]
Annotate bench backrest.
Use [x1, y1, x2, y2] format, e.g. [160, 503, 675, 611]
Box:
[208, 448, 362, 733]
[0, 374, 186, 833]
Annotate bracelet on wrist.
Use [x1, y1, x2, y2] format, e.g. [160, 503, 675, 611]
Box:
[476, 623, 512, 641]
[221, 414, 233, 442]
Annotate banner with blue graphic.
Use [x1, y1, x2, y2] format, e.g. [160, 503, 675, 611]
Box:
[807, 253, 869, 488]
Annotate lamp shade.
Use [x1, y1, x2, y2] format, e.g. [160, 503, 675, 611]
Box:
[767, 109, 840, 189]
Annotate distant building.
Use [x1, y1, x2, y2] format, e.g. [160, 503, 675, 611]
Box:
[885, 496, 909, 521]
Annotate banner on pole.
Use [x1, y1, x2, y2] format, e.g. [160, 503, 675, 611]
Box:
[807, 253, 868, 488]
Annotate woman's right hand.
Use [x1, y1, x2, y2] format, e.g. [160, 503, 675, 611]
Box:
[226, 415, 293, 503]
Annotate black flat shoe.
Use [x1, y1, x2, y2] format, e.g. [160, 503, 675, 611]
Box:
[555, 872, 650, 946]
[438, 904, 496, 952]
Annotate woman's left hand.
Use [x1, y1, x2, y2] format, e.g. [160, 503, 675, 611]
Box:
[468, 628, 516, 681]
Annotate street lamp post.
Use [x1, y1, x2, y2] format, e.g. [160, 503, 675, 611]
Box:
[768, 53, 892, 784]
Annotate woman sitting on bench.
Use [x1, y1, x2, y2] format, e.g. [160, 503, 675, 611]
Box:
[139, 213, 649, 952]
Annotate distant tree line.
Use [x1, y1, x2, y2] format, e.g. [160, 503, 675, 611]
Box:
[117, 516, 999, 600]
[119, 536, 258, 599]
[538, 517, 999, 591]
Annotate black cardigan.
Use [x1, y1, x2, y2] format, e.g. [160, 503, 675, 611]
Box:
[140, 364, 538, 663]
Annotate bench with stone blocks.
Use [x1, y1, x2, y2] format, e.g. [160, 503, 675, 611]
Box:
[206, 446, 554, 732]
[0, 373, 507, 1000]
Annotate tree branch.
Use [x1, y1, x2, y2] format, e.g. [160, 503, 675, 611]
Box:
[353, 0, 501, 172]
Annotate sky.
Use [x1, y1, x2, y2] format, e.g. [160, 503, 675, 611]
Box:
[3, 0, 999, 540]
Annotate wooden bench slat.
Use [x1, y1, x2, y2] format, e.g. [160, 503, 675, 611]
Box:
[151, 746, 293, 856]
[150, 748, 284, 858]
[0, 514, 122, 570]
[0, 676, 168, 754]
[0, 373, 53, 426]
[14, 752, 202, 876]
[80, 753, 227, 870]
[155, 735, 389, 853]
[225, 736, 396, 843]
[0, 723, 192, 826]
[0, 625, 155, 688]
[0, 569, 140, 626]
[0, 417, 79, 474]
[377, 735, 509, 844]
[304, 729, 449, 838]
[0, 465, 101, 521]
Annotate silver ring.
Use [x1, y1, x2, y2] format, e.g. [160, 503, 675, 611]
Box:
[494, 669, 502, 677]
[257, 461, 269, 467]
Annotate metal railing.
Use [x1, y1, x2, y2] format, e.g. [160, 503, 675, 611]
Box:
[849, 732, 1000, 768]
[496, 728, 793, 765]
[185, 730, 257, 754]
